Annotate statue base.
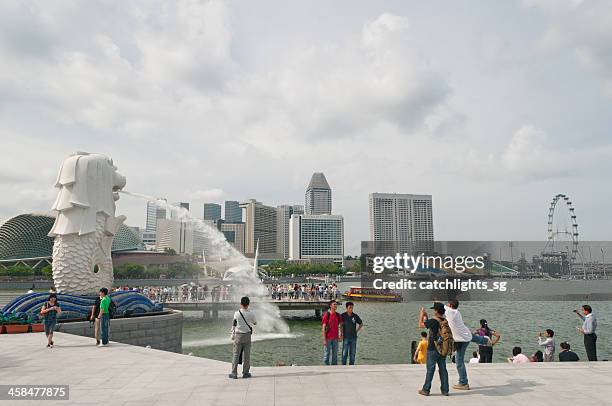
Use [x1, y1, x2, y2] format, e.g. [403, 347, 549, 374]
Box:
[2, 290, 163, 320]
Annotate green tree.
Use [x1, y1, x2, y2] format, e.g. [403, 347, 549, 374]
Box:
[144, 266, 163, 279]
[2, 264, 35, 277]
[114, 263, 146, 279]
[41, 265, 53, 279]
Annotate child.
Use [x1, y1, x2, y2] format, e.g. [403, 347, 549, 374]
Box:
[414, 331, 428, 364]
[537, 329, 555, 362]
[469, 351, 479, 364]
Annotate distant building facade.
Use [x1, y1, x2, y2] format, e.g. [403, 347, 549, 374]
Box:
[203, 203, 222, 221]
[240, 199, 279, 257]
[305, 172, 332, 215]
[145, 200, 166, 232]
[224, 200, 242, 223]
[170, 202, 190, 220]
[368, 193, 434, 252]
[277, 205, 304, 259]
[289, 214, 344, 261]
[220, 221, 246, 254]
[155, 219, 194, 255]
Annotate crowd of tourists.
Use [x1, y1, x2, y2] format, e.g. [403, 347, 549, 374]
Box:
[102, 283, 341, 303]
[108, 284, 231, 302]
[413, 300, 598, 396]
[267, 283, 341, 301]
[36, 285, 599, 398]
[226, 296, 600, 397]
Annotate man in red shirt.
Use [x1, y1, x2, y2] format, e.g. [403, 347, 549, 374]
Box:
[322, 299, 342, 365]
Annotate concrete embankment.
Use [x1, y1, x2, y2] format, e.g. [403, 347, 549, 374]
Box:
[1, 332, 611, 405]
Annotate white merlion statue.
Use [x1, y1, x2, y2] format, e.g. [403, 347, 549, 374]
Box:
[48, 152, 126, 294]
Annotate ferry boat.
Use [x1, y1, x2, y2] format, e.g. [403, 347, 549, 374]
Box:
[343, 286, 403, 302]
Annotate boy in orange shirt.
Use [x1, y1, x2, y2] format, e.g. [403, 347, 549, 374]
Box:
[414, 331, 428, 364]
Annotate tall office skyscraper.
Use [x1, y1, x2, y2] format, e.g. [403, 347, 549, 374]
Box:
[203, 203, 222, 221]
[305, 172, 332, 215]
[145, 200, 167, 232]
[240, 199, 279, 257]
[369, 193, 434, 251]
[289, 214, 344, 261]
[277, 204, 304, 259]
[224, 200, 242, 223]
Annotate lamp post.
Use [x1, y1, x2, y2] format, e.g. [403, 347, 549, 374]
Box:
[602, 248, 607, 279]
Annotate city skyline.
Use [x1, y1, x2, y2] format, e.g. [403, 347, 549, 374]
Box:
[2, 1, 612, 255]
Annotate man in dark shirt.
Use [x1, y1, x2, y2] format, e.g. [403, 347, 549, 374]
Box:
[340, 301, 363, 365]
[418, 303, 449, 396]
[558, 342, 580, 362]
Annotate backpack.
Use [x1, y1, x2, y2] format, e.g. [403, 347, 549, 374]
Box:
[109, 300, 117, 318]
[433, 317, 454, 357]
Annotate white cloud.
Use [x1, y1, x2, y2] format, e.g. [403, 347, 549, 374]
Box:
[527, 0, 612, 94]
[188, 188, 225, 202]
[1, 1, 611, 247]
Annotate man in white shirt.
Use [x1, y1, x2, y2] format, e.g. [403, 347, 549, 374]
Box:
[443, 299, 491, 390]
[229, 296, 257, 379]
[575, 304, 597, 361]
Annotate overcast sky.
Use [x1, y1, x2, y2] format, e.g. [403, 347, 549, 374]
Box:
[1, 0, 612, 255]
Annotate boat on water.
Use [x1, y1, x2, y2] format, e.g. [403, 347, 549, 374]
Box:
[343, 286, 403, 302]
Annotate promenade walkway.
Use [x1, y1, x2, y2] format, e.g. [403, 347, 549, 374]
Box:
[1, 332, 611, 405]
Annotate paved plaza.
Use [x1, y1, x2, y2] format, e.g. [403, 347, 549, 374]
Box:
[1, 332, 611, 405]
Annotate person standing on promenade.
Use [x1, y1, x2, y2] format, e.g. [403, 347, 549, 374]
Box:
[322, 299, 342, 365]
[229, 296, 257, 379]
[340, 301, 363, 365]
[414, 332, 428, 364]
[40, 293, 61, 348]
[89, 295, 101, 345]
[537, 329, 555, 362]
[443, 299, 491, 390]
[559, 342, 580, 361]
[474, 319, 500, 363]
[575, 304, 597, 361]
[418, 303, 450, 396]
[97, 288, 111, 346]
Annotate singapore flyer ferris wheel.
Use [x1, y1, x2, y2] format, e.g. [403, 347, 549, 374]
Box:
[545, 194, 579, 263]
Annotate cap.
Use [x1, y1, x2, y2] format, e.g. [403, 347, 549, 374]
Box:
[430, 302, 445, 313]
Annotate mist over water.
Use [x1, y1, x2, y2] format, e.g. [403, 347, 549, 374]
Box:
[120, 191, 289, 334]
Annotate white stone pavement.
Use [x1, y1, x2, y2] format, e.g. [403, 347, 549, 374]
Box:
[1, 332, 611, 406]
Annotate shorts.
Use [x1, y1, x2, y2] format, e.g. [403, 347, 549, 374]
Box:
[44, 321, 56, 336]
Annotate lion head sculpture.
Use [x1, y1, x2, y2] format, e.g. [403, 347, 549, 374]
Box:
[49, 152, 126, 294]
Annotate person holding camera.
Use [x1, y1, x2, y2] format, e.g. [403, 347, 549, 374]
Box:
[575, 304, 597, 361]
[537, 329, 555, 362]
[40, 293, 62, 348]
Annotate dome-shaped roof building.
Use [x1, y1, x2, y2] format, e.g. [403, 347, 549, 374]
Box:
[0, 213, 144, 261]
